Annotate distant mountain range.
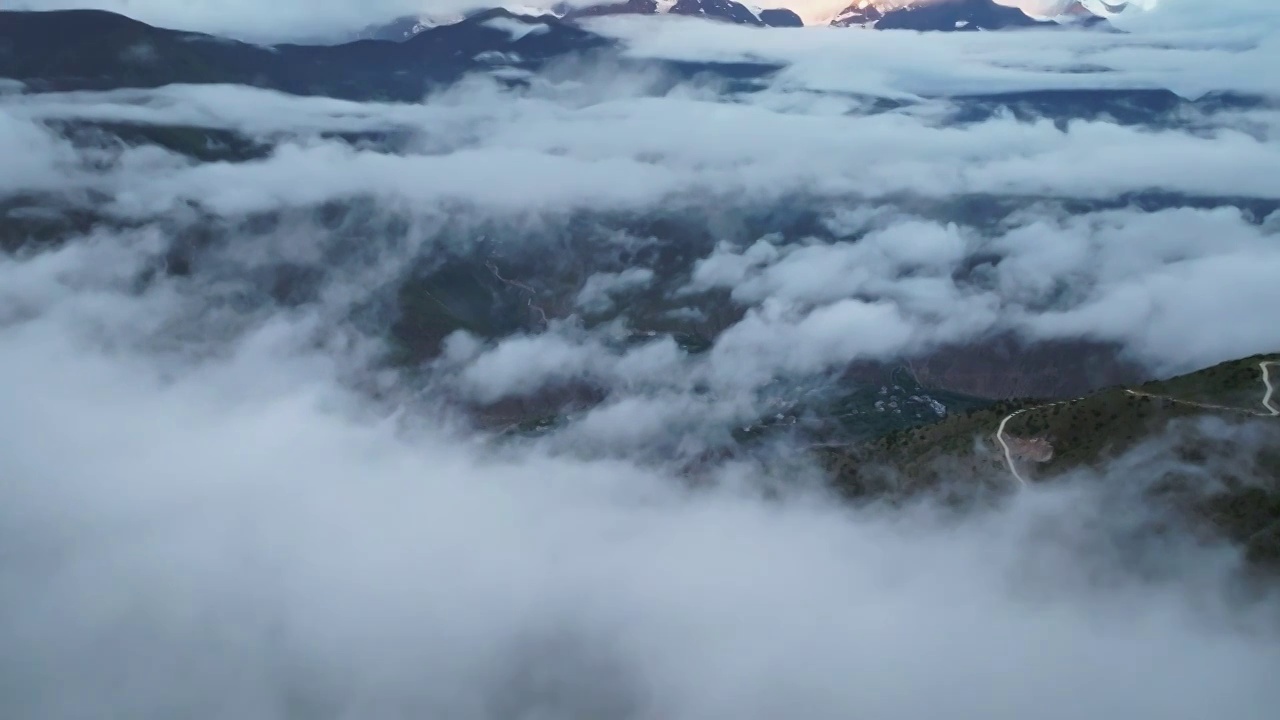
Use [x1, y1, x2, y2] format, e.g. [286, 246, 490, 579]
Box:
[355, 0, 1117, 42]
[0, 8, 615, 100]
[356, 0, 803, 40]
[1, 5, 1247, 126]
[0, 4, 1130, 103]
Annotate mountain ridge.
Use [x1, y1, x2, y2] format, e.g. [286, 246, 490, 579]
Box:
[0, 7, 1134, 102]
[352, 0, 1107, 41]
[0, 8, 614, 99]
[822, 352, 1280, 566]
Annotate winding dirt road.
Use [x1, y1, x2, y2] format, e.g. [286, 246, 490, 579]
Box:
[996, 410, 1030, 487]
[996, 397, 1073, 487]
[997, 360, 1280, 488]
[485, 258, 549, 327]
[1123, 361, 1280, 418]
[1260, 361, 1278, 415]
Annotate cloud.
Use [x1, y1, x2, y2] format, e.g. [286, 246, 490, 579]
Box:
[576, 267, 656, 312]
[2, 259, 1279, 717]
[0, 112, 74, 195]
[8, 80, 1280, 218]
[680, 205, 1280, 377]
[3, 26, 1277, 379]
[3, 12, 1280, 717]
[1107, 0, 1280, 31]
[457, 331, 610, 403]
[589, 8, 1280, 98]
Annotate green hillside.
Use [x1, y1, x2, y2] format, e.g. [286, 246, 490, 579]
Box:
[821, 353, 1280, 566]
[1136, 354, 1279, 412]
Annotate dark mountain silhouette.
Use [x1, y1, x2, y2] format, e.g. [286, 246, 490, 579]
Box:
[758, 8, 806, 27]
[876, 0, 1048, 31]
[563, 0, 802, 27]
[0, 8, 609, 99]
[0, 7, 1249, 121]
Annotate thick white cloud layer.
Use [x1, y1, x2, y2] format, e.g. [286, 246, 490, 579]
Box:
[2, 226, 1279, 719]
[787, 2, 1131, 25]
[4, 43, 1279, 373]
[2, 6, 1280, 717]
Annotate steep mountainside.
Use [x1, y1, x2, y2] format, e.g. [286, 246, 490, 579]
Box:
[823, 353, 1280, 566]
[563, 0, 804, 27]
[875, 0, 1049, 31]
[843, 354, 1280, 484]
[352, 0, 1106, 38]
[831, 1, 889, 27]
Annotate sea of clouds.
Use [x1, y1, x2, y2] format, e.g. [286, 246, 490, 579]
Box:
[2, 5, 1280, 718]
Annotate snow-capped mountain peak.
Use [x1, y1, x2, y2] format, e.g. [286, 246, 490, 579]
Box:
[356, 4, 567, 42]
[829, 1, 909, 28]
[356, 0, 1110, 41]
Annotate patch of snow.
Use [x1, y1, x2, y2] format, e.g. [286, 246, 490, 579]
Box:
[398, 14, 463, 36]
[400, 3, 562, 36]
[482, 17, 552, 41]
[474, 50, 522, 64]
[501, 3, 561, 17]
[823, 0, 911, 27]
